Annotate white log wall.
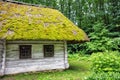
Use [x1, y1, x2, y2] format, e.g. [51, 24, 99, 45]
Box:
[4, 41, 69, 75]
[0, 39, 6, 76]
[0, 40, 3, 74]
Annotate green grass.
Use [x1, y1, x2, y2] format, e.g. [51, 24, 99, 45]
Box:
[0, 57, 91, 80]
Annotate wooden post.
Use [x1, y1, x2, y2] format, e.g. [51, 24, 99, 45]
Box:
[0, 39, 6, 76]
[63, 41, 68, 69]
[0, 40, 3, 75]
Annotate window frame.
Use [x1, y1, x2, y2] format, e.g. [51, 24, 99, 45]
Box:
[19, 45, 32, 59]
[43, 45, 54, 58]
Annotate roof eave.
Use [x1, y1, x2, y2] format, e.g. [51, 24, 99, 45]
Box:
[67, 37, 90, 44]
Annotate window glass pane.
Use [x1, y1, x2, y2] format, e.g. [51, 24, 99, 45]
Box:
[44, 45, 54, 57]
[19, 45, 31, 59]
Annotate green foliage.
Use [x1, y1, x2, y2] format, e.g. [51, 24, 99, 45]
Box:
[67, 44, 82, 54]
[112, 38, 120, 51]
[68, 54, 80, 60]
[85, 22, 111, 53]
[85, 72, 120, 80]
[68, 22, 120, 54]
[68, 54, 90, 61]
[90, 51, 120, 72]
[88, 22, 119, 53]
[85, 51, 120, 80]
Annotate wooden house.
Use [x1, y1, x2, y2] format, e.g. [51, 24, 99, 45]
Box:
[0, 1, 89, 76]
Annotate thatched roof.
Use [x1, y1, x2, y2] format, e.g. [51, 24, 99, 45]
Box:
[0, 1, 89, 42]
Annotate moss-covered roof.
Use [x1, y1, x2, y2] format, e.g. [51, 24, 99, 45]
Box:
[0, 1, 89, 42]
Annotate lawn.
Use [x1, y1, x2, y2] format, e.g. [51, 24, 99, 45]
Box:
[0, 56, 91, 80]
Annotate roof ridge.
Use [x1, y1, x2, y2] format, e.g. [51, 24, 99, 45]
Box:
[2, 0, 47, 8]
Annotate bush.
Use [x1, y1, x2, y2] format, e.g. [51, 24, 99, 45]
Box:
[85, 72, 120, 80]
[68, 54, 80, 60]
[90, 51, 120, 72]
[68, 22, 120, 54]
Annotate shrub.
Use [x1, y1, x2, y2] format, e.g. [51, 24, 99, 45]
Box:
[85, 72, 120, 80]
[68, 22, 120, 54]
[68, 54, 80, 60]
[90, 51, 120, 72]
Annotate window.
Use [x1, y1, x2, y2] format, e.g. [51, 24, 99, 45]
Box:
[19, 45, 31, 59]
[44, 45, 54, 57]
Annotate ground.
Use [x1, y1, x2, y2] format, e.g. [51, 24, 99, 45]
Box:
[0, 55, 91, 80]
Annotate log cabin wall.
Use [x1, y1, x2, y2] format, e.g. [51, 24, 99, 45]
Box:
[0, 40, 3, 75]
[0, 39, 6, 76]
[5, 41, 69, 75]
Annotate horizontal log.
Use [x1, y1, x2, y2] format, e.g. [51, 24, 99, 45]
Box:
[7, 41, 64, 44]
[0, 45, 3, 49]
[0, 40, 4, 43]
[6, 58, 65, 63]
[4, 57, 69, 74]
[5, 63, 66, 75]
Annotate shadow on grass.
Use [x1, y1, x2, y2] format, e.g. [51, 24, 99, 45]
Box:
[68, 60, 91, 72]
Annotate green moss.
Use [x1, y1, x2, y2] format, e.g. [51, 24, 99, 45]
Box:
[0, 1, 88, 41]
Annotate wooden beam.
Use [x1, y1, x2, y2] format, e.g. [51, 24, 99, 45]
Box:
[7, 41, 64, 44]
[63, 41, 68, 69]
[1, 39, 6, 76]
